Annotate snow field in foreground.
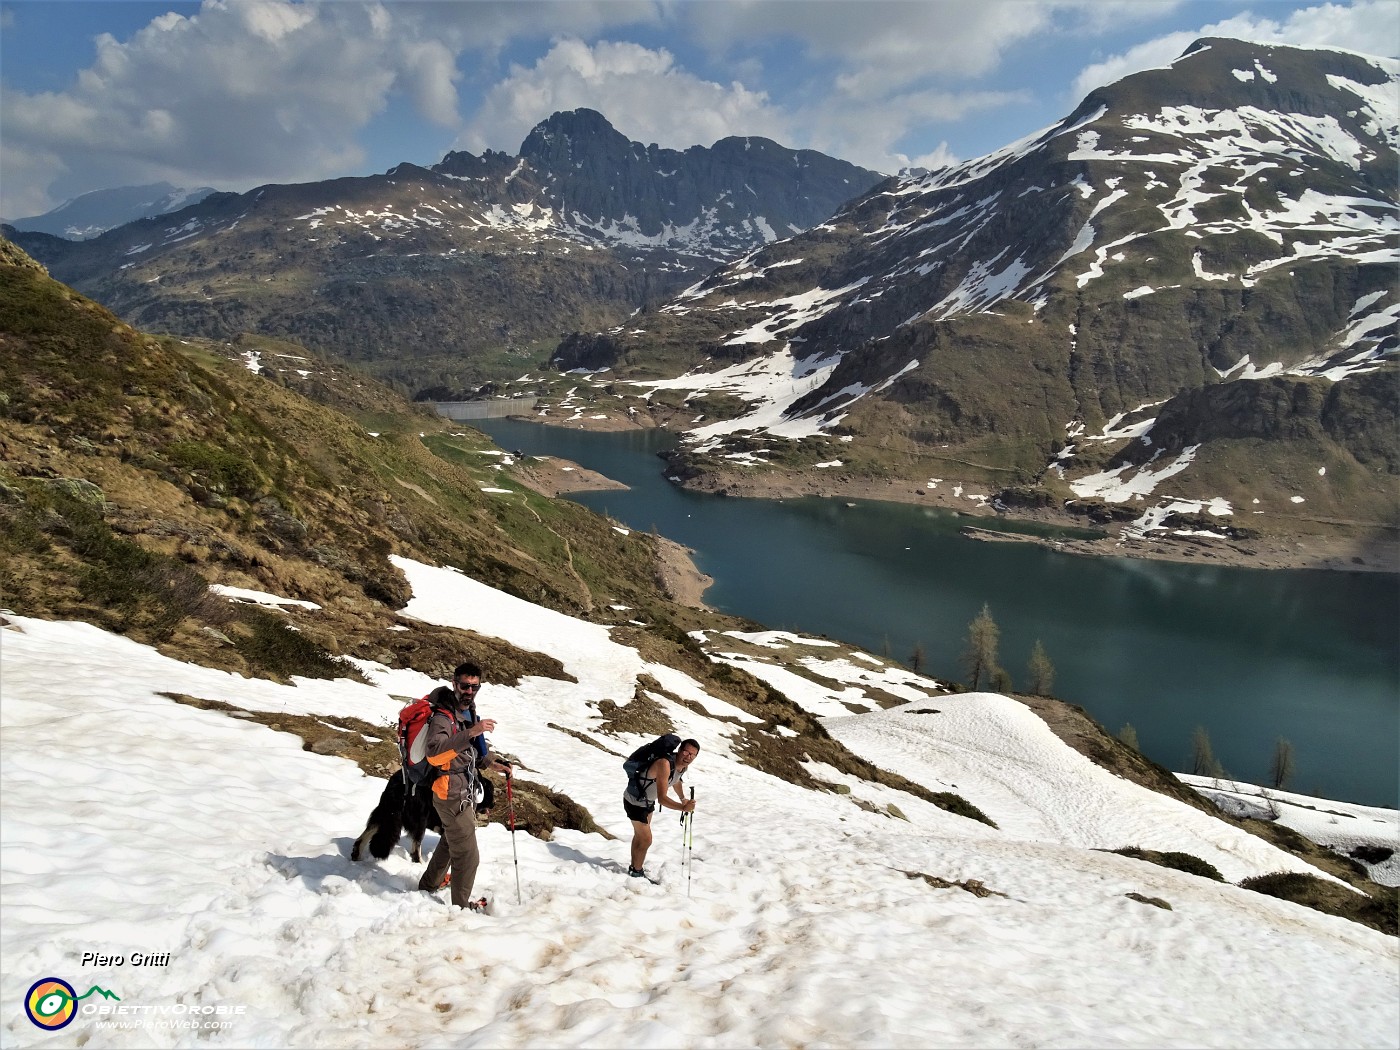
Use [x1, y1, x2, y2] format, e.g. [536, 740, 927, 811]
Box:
[1, 559, 1396, 1048]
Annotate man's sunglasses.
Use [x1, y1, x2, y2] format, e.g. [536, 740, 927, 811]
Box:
[455, 681, 480, 693]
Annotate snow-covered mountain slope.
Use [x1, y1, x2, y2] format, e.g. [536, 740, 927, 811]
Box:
[439, 108, 883, 262]
[7, 110, 881, 396]
[4, 557, 1396, 1048]
[1179, 774, 1400, 887]
[56, 109, 878, 271]
[593, 39, 1397, 541]
[3, 182, 218, 240]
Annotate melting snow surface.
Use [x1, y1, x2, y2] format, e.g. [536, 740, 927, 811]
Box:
[1, 560, 1396, 1048]
[208, 585, 321, 610]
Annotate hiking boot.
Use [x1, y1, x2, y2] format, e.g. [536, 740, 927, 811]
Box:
[467, 897, 488, 913]
[627, 866, 647, 879]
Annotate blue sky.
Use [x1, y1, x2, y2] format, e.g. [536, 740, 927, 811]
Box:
[1, 0, 1395, 219]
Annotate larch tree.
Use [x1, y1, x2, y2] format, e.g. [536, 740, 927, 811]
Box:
[961, 603, 1002, 691]
[1191, 725, 1224, 777]
[1027, 640, 1055, 696]
[1269, 736, 1296, 789]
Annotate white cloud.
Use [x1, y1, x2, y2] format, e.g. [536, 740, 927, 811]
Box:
[235, 0, 318, 42]
[907, 142, 960, 171]
[0, 131, 63, 220]
[682, 0, 1171, 100]
[1071, 32, 1201, 99]
[408, 0, 661, 53]
[399, 39, 464, 126]
[458, 38, 792, 155]
[0, 0, 1172, 218]
[790, 86, 1027, 173]
[1071, 1, 1399, 99]
[666, 1, 1169, 174]
[0, 0, 462, 215]
[686, 0, 1057, 93]
[458, 29, 1036, 176]
[7, 0, 1388, 222]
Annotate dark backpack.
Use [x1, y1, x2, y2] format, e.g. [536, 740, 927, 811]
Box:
[623, 733, 681, 798]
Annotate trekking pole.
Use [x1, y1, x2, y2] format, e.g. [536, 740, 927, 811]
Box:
[506, 769, 522, 905]
[680, 803, 691, 878]
[686, 787, 695, 899]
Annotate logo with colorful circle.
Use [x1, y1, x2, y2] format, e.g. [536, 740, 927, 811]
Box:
[24, 978, 120, 1029]
[25, 978, 77, 1030]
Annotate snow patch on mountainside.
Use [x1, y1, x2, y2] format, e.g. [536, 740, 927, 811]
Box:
[632, 345, 842, 441]
[721, 279, 870, 346]
[1070, 445, 1203, 501]
[916, 253, 1035, 320]
[1125, 497, 1235, 537]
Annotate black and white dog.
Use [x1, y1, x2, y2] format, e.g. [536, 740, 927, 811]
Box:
[350, 773, 494, 864]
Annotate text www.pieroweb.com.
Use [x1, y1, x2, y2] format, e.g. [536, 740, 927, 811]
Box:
[91, 1017, 234, 1032]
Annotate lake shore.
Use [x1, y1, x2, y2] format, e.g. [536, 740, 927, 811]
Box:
[676, 465, 1400, 574]
[511, 454, 629, 497]
[652, 535, 715, 609]
[509, 452, 715, 608]
[505, 412, 1399, 575]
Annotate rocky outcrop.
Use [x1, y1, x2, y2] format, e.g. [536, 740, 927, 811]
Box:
[552, 331, 624, 372]
[1136, 371, 1399, 473]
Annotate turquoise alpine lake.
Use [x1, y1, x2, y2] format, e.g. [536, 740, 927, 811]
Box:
[476, 418, 1399, 809]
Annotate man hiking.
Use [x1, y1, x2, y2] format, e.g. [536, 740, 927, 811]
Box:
[623, 737, 699, 879]
[418, 662, 511, 910]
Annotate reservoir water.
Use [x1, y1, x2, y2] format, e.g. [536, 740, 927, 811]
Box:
[476, 417, 1399, 808]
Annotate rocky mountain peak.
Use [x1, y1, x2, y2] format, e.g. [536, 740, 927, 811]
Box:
[520, 107, 632, 159]
[511, 109, 885, 247]
[1080, 36, 1397, 136]
[10, 107, 884, 397]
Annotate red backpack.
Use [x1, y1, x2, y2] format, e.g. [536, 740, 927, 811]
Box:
[397, 696, 436, 785]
